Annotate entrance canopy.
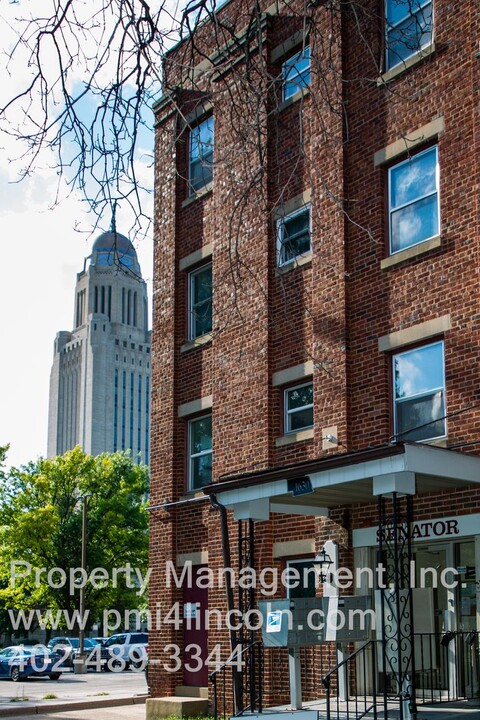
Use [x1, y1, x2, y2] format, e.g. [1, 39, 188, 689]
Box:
[203, 442, 480, 520]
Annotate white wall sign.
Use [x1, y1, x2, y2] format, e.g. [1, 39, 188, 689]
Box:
[183, 602, 198, 619]
[353, 513, 480, 548]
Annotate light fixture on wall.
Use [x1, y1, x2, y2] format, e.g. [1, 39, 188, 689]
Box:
[313, 548, 333, 583]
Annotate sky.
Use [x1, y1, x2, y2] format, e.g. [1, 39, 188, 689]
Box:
[0, 3, 157, 471]
[0, 176, 154, 471]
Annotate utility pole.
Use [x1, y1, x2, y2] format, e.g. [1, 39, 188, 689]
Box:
[74, 494, 89, 674]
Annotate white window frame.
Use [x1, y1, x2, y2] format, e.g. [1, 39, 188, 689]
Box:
[282, 45, 311, 101]
[188, 263, 212, 341]
[392, 340, 446, 442]
[388, 145, 439, 255]
[284, 381, 314, 434]
[385, 0, 433, 71]
[189, 116, 214, 195]
[277, 204, 312, 267]
[188, 414, 212, 491]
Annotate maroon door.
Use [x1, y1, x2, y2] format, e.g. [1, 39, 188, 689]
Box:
[183, 565, 209, 686]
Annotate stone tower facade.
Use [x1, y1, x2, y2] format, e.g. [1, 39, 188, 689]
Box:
[47, 231, 151, 463]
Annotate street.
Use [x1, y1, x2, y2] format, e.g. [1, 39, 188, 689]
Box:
[0, 669, 147, 709]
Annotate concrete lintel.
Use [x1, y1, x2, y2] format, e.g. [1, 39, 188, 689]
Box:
[272, 361, 314, 387]
[374, 115, 444, 167]
[271, 30, 308, 63]
[373, 471, 416, 497]
[179, 243, 213, 271]
[272, 189, 312, 221]
[233, 497, 270, 521]
[176, 551, 208, 567]
[273, 538, 315, 558]
[178, 395, 212, 418]
[378, 315, 450, 352]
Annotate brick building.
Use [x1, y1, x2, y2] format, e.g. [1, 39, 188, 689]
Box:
[148, 0, 480, 714]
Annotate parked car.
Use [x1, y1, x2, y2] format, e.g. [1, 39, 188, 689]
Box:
[47, 637, 98, 668]
[91, 637, 107, 645]
[101, 632, 148, 671]
[0, 645, 62, 682]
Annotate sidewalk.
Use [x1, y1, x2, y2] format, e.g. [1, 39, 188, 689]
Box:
[0, 704, 146, 720]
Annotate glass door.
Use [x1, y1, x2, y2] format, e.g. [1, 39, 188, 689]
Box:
[454, 542, 478, 697]
[412, 544, 453, 697]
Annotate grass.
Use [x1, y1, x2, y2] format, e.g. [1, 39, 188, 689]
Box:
[90, 691, 110, 696]
[42, 694, 58, 700]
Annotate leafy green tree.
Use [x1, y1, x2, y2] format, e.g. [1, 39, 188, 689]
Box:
[0, 447, 149, 637]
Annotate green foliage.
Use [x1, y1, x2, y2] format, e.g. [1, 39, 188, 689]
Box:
[0, 447, 149, 633]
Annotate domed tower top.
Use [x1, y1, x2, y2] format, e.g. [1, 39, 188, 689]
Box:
[90, 231, 141, 276]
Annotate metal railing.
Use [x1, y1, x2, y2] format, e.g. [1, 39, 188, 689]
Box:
[209, 641, 263, 720]
[322, 640, 378, 720]
[415, 630, 480, 704]
[210, 631, 480, 720]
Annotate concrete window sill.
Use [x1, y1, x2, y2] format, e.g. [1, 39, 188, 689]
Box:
[276, 87, 310, 113]
[276, 252, 313, 275]
[377, 43, 436, 86]
[275, 428, 314, 447]
[182, 184, 213, 208]
[180, 334, 212, 353]
[381, 236, 441, 270]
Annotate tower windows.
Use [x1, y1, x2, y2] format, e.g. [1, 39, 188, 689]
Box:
[76, 289, 86, 327]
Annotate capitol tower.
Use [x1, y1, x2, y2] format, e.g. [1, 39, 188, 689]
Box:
[47, 231, 151, 464]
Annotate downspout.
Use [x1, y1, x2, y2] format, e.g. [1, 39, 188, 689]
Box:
[210, 493, 243, 714]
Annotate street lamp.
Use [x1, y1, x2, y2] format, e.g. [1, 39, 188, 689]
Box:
[74, 493, 91, 674]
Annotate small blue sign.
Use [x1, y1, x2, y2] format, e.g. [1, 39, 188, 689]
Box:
[266, 611, 282, 633]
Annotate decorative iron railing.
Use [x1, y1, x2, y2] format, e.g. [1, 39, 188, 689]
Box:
[209, 631, 480, 720]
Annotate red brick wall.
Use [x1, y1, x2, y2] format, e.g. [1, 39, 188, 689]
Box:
[149, 0, 480, 702]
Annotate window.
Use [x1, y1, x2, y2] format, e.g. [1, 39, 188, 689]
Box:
[282, 45, 311, 100]
[385, 0, 433, 71]
[189, 116, 214, 194]
[277, 205, 311, 266]
[189, 263, 213, 340]
[286, 559, 317, 599]
[285, 382, 314, 433]
[389, 146, 439, 254]
[188, 415, 212, 490]
[393, 341, 446, 441]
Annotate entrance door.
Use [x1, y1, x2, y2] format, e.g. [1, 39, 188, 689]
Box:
[183, 565, 209, 687]
[413, 541, 478, 699]
[454, 541, 478, 697]
[412, 544, 453, 697]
